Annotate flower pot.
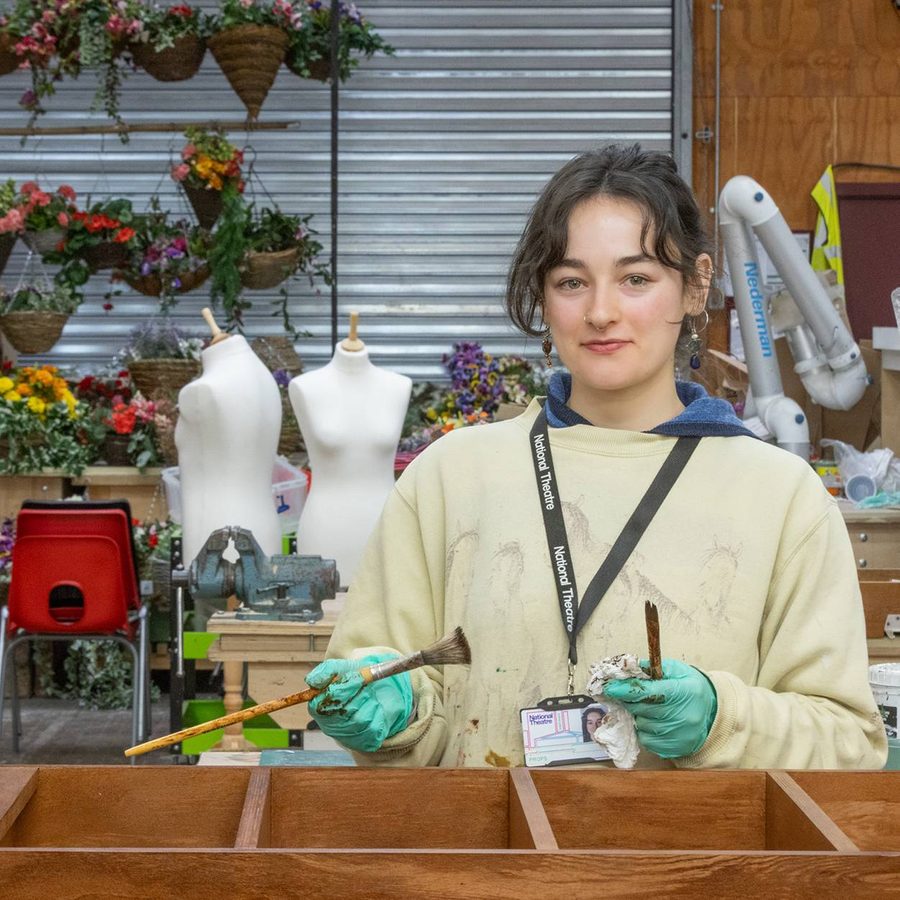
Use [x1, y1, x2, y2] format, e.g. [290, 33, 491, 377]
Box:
[287, 52, 331, 83]
[122, 264, 210, 298]
[0, 33, 19, 76]
[208, 24, 288, 120]
[22, 228, 66, 256]
[183, 183, 223, 230]
[0, 311, 69, 354]
[132, 34, 206, 82]
[240, 246, 301, 290]
[0, 232, 16, 276]
[82, 241, 131, 272]
[128, 358, 200, 400]
[102, 433, 132, 467]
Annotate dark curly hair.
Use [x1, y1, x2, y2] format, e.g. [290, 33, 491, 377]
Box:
[505, 144, 713, 337]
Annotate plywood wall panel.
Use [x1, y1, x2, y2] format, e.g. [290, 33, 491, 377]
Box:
[835, 97, 900, 182]
[732, 97, 836, 229]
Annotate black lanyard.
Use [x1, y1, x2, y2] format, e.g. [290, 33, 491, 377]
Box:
[529, 402, 699, 691]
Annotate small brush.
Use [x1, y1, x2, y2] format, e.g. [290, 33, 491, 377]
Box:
[644, 600, 664, 681]
[124, 626, 471, 758]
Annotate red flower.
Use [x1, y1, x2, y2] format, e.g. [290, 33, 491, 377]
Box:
[102, 302, 114, 312]
[58, 184, 76, 201]
[148, 533, 159, 547]
[113, 226, 135, 243]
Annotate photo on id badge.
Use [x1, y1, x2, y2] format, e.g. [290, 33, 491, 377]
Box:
[520, 696, 611, 767]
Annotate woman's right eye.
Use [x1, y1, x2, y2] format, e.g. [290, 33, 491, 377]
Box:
[557, 277, 582, 290]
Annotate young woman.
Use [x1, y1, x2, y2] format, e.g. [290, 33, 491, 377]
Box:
[305, 144, 886, 770]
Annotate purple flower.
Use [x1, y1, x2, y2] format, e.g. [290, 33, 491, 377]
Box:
[140, 261, 152, 275]
[171, 277, 182, 289]
[18, 90, 37, 110]
[272, 368, 291, 388]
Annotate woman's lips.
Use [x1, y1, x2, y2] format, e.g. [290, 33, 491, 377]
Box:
[582, 340, 630, 354]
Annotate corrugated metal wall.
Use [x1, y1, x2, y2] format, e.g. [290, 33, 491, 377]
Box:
[0, 0, 678, 381]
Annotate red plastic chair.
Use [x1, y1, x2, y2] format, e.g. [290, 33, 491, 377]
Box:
[0, 501, 151, 756]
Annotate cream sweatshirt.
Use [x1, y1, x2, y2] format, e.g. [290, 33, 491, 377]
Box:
[324, 399, 887, 769]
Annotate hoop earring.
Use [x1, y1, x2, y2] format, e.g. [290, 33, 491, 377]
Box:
[688, 309, 709, 370]
[541, 333, 553, 368]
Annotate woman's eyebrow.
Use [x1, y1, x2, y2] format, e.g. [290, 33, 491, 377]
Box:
[616, 252, 658, 267]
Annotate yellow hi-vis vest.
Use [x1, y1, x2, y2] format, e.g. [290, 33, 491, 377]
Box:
[810, 164, 844, 285]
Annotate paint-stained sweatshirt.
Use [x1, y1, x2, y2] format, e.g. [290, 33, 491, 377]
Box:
[324, 398, 887, 769]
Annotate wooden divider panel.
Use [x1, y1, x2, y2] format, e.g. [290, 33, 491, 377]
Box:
[790, 771, 900, 851]
[765, 772, 857, 852]
[235, 769, 272, 850]
[0, 766, 252, 848]
[860, 581, 900, 638]
[508, 769, 557, 850]
[267, 768, 510, 849]
[0, 768, 37, 844]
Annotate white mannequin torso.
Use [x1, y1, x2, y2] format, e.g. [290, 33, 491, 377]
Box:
[289, 342, 411, 586]
[176, 335, 282, 566]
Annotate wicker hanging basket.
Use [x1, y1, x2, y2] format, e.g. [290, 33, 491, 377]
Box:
[240, 246, 301, 290]
[122, 264, 210, 298]
[154, 415, 179, 467]
[82, 241, 132, 272]
[183, 183, 223, 230]
[208, 24, 288, 120]
[0, 33, 18, 77]
[0, 233, 16, 277]
[102, 433, 132, 467]
[131, 34, 206, 82]
[22, 228, 66, 255]
[128, 358, 201, 400]
[0, 311, 70, 354]
[287, 53, 331, 82]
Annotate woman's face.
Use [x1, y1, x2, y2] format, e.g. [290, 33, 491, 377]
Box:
[585, 710, 603, 737]
[543, 195, 709, 404]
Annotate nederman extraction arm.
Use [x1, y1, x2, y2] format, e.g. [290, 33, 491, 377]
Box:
[718, 176, 868, 459]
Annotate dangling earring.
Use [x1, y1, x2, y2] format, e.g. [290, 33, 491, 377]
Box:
[688, 309, 709, 370]
[541, 333, 553, 368]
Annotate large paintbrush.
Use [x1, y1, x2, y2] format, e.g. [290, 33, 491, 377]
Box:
[125, 626, 471, 758]
[644, 600, 664, 681]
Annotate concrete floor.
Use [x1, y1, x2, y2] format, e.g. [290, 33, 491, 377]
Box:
[0, 696, 178, 766]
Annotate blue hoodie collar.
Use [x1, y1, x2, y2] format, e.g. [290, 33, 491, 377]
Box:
[544, 370, 757, 439]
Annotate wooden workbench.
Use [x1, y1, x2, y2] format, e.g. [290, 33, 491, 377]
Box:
[206, 594, 345, 730]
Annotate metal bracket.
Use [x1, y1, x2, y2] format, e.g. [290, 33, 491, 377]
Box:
[695, 126, 713, 143]
[885, 614, 900, 639]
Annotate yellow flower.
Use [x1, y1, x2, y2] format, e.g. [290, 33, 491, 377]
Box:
[3, 391, 22, 403]
[0, 377, 13, 394]
[27, 396, 46, 415]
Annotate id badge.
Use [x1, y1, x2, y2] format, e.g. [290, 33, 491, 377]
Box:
[520, 694, 611, 767]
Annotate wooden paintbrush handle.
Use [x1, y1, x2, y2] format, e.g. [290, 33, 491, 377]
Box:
[645, 600, 664, 681]
[124, 684, 324, 757]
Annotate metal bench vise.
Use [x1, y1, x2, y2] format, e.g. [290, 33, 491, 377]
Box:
[188, 526, 339, 622]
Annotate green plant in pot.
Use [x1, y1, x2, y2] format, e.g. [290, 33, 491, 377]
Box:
[209, 198, 330, 335]
[114, 200, 211, 312]
[0, 279, 82, 355]
[286, 0, 394, 82]
[130, 2, 209, 82]
[120, 317, 204, 401]
[45, 197, 138, 283]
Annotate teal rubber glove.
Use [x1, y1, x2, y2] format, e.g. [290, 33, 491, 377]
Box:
[306, 654, 414, 753]
[602, 658, 718, 759]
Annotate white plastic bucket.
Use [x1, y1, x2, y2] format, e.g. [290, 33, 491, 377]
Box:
[869, 663, 900, 742]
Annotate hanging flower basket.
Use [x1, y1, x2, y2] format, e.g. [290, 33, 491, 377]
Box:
[240, 246, 301, 290]
[183, 183, 223, 230]
[0, 233, 16, 277]
[128, 358, 200, 400]
[123, 264, 211, 298]
[0, 33, 18, 76]
[22, 228, 66, 256]
[82, 241, 132, 272]
[102, 433, 132, 467]
[0, 311, 69, 354]
[131, 34, 206, 82]
[287, 54, 330, 83]
[208, 24, 288, 120]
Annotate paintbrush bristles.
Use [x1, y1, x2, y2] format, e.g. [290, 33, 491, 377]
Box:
[420, 626, 471, 667]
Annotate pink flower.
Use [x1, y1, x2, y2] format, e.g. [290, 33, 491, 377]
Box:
[170, 163, 190, 182]
[239, 0, 254, 8]
[58, 184, 76, 201]
[19, 181, 38, 195]
[181, 143, 196, 160]
[32, 191, 51, 207]
[0, 208, 25, 234]
[57, 212, 69, 227]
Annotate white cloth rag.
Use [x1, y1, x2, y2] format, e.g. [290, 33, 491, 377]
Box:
[585, 653, 648, 769]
